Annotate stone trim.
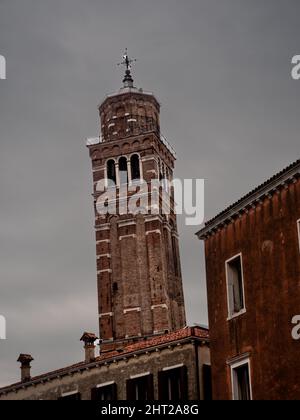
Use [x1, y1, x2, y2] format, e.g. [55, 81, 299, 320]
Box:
[119, 234, 137, 240]
[99, 312, 113, 318]
[123, 307, 141, 314]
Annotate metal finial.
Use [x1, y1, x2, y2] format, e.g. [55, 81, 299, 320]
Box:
[118, 49, 137, 88]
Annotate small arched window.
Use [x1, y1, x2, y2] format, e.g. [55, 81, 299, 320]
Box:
[131, 154, 141, 181]
[158, 159, 163, 181]
[107, 160, 116, 185]
[119, 156, 128, 185]
[117, 106, 125, 118]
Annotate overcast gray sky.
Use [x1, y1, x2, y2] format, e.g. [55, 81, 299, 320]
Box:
[0, 0, 300, 386]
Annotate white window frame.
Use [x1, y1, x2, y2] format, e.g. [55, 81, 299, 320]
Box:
[230, 358, 253, 401]
[130, 372, 151, 379]
[162, 363, 184, 372]
[96, 381, 115, 389]
[61, 389, 79, 398]
[225, 253, 246, 320]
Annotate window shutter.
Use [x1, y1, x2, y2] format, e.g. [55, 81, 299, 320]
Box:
[111, 383, 117, 400]
[158, 371, 167, 400]
[146, 374, 154, 400]
[91, 387, 98, 401]
[179, 366, 188, 400]
[126, 379, 135, 400]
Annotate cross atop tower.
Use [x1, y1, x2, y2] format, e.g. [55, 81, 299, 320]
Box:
[118, 48, 137, 88]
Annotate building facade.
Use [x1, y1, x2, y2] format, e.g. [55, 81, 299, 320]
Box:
[0, 327, 210, 401]
[0, 55, 210, 400]
[197, 160, 300, 400]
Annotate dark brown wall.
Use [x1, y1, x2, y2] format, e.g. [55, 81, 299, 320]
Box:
[204, 179, 300, 400]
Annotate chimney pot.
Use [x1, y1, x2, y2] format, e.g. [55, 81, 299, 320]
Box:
[80, 332, 98, 363]
[17, 354, 34, 382]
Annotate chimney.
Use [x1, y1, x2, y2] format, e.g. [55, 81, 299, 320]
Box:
[80, 332, 98, 363]
[17, 354, 34, 382]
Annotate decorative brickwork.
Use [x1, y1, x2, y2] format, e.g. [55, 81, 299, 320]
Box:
[88, 85, 186, 350]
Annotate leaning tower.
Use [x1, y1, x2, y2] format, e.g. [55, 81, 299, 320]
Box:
[87, 52, 186, 352]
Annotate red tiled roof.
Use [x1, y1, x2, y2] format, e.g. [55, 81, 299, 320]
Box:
[100, 326, 209, 358]
[0, 326, 209, 394]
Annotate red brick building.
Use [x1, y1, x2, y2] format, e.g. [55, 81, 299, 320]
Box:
[197, 160, 300, 400]
[88, 58, 186, 351]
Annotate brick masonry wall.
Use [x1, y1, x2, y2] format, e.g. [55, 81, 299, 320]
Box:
[90, 91, 186, 349]
[204, 179, 300, 400]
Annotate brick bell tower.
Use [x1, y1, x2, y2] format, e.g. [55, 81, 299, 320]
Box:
[87, 51, 186, 352]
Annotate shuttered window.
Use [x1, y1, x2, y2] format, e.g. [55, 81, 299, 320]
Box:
[158, 366, 188, 400]
[91, 383, 117, 401]
[126, 374, 154, 400]
[58, 392, 81, 400]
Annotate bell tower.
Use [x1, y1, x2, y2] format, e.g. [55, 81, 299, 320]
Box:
[87, 51, 186, 352]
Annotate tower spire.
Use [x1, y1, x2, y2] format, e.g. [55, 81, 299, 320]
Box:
[118, 48, 137, 88]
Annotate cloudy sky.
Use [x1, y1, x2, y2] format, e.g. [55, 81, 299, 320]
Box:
[0, 0, 300, 386]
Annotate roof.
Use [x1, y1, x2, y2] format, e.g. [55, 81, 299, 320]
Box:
[196, 159, 300, 240]
[0, 326, 209, 395]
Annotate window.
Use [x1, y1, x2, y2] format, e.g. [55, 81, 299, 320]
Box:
[119, 157, 128, 185]
[231, 359, 252, 400]
[126, 374, 154, 400]
[226, 254, 245, 318]
[117, 106, 125, 118]
[107, 160, 116, 185]
[58, 392, 81, 400]
[158, 159, 163, 181]
[158, 366, 188, 401]
[131, 154, 141, 181]
[91, 383, 117, 401]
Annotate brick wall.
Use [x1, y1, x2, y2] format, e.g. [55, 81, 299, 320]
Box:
[89, 91, 186, 349]
[204, 179, 300, 400]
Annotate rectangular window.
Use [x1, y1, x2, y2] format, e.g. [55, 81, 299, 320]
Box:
[91, 383, 117, 401]
[226, 254, 246, 318]
[126, 374, 154, 401]
[231, 359, 252, 400]
[58, 392, 81, 400]
[158, 366, 188, 401]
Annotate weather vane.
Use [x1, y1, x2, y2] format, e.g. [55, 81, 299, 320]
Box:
[118, 49, 137, 88]
[118, 48, 137, 71]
